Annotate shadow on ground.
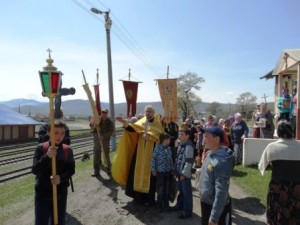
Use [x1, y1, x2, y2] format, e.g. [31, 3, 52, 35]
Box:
[66, 212, 83, 225]
[232, 196, 266, 225]
[232, 170, 247, 177]
[96, 171, 119, 204]
[120, 201, 201, 225]
[233, 196, 265, 215]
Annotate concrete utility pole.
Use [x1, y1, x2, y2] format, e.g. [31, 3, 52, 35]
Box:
[91, 7, 116, 150]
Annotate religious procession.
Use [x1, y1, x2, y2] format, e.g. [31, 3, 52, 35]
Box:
[22, 48, 300, 225]
[2, 2, 300, 225]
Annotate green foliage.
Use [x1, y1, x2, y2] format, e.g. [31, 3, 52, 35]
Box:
[177, 71, 205, 121]
[236, 92, 257, 118]
[206, 102, 223, 117]
[232, 164, 271, 206]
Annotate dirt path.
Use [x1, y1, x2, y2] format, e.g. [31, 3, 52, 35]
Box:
[4, 166, 267, 225]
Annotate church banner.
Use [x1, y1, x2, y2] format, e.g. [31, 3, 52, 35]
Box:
[157, 79, 178, 122]
[93, 84, 101, 115]
[123, 81, 139, 117]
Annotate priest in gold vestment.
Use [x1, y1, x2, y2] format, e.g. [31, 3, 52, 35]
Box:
[113, 105, 164, 205]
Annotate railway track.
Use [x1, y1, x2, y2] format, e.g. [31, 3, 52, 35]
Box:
[0, 134, 91, 157]
[0, 139, 92, 166]
[0, 132, 122, 183]
[0, 148, 94, 183]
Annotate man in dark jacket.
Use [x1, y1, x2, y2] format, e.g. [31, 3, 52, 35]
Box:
[175, 128, 194, 219]
[230, 113, 249, 164]
[32, 121, 75, 225]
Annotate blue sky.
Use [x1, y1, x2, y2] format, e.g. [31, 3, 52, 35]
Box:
[0, 0, 300, 104]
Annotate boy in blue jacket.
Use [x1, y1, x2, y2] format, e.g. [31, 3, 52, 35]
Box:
[151, 132, 174, 212]
[200, 126, 234, 225]
[175, 128, 194, 219]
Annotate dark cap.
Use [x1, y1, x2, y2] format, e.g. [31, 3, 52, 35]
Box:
[201, 126, 224, 142]
[101, 109, 108, 113]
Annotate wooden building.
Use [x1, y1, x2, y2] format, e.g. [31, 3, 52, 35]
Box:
[0, 107, 41, 143]
[261, 49, 300, 139]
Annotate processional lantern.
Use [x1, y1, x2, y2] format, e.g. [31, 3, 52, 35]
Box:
[38, 48, 61, 225]
[39, 49, 62, 97]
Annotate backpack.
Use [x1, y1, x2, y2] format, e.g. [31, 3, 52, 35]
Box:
[42, 141, 69, 161]
[42, 141, 74, 192]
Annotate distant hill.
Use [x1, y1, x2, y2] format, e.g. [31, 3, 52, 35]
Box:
[0, 98, 242, 118]
[0, 98, 43, 108]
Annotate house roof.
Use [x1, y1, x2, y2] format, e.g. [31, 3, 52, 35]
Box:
[260, 70, 275, 80]
[0, 106, 41, 125]
[272, 49, 300, 75]
[261, 49, 300, 80]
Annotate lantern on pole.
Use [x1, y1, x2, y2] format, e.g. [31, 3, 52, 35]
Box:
[38, 49, 62, 225]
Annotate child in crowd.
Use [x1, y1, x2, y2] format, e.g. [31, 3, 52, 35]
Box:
[175, 129, 194, 219]
[151, 132, 174, 212]
[32, 121, 75, 225]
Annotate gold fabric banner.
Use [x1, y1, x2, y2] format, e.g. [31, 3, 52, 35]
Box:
[157, 79, 178, 123]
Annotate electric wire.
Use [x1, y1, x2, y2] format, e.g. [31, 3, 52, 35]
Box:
[70, 0, 165, 78]
[71, 0, 104, 25]
[94, 0, 165, 75]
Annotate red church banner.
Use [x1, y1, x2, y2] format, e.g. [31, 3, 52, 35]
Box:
[123, 81, 139, 117]
[93, 84, 101, 115]
[157, 79, 178, 123]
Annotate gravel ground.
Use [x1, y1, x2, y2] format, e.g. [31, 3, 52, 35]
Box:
[4, 165, 267, 225]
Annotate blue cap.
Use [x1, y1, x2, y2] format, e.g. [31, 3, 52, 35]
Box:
[201, 126, 224, 142]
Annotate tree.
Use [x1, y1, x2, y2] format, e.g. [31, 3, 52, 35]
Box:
[206, 102, 223, 117]
[177, 72, 205, 121]
[236, 92, 257, 118]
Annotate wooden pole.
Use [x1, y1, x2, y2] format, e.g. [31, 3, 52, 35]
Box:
[167, 65, 169, 79]
[82, 70, 110, 169]
[296, 63, 300, 140]
[261, 93, 268, 103]
[49, 94, 58, 225]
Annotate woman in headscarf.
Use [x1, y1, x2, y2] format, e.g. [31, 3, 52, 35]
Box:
[258, 120, 300, 225]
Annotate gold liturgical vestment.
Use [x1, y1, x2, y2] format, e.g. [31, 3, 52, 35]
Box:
[112, 115, 163, 193]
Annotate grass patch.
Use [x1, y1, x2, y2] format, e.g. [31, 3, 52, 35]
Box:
[0, 152, 117, 224]
[70, 127, 123, 137]
[232, 164, 271, 206]
[0, 175, 35, 224]
[0, 158, 94, 225]
[70, 129, 91, 137]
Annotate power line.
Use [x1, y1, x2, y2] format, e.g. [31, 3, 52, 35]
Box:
[71, 0, 104, 24]
[70, 0, 165, 77]
[108, 9, 165, 74]
[95, 0, 165, 76]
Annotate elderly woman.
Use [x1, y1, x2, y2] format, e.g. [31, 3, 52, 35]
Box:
[255, 103, 275, 139]
[258, 120, 300, 225]
[230, 113, 249, 164]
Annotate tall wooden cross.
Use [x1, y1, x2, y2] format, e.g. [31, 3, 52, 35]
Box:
[261, 93, 268, 103]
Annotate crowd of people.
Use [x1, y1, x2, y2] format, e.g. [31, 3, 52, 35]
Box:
[32, 98, 300, 225]
[112, 105, 237, 224]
